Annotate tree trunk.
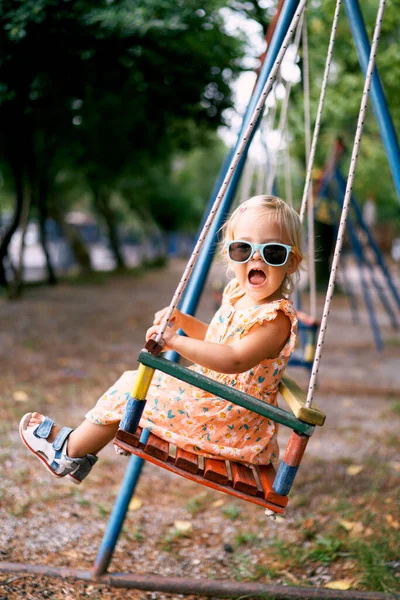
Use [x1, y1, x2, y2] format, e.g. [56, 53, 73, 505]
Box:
[0, 162, 24, 289]
[36, 178, 57, 285]
[8, 182, 32, 298]
[94, 186, 126, 270]
[55, 212, 93, 276]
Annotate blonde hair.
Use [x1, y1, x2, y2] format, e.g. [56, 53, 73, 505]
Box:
[220, 195, 304, 296]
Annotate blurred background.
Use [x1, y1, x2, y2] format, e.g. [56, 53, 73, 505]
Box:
[0, 0, 399, 296]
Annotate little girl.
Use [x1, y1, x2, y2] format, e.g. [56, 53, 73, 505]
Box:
[20, 195, 303, 483]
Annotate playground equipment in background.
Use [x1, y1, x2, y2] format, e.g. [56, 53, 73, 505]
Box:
[313, 140, 399, 352]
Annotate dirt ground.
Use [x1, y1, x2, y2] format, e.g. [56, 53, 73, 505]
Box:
[0, 260, 399, 599]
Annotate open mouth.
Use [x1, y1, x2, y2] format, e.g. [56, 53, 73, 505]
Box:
[248, 269, 266, 286]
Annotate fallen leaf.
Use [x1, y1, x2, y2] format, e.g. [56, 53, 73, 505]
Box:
[385, 515, 400, 530]
[338, 519, 355, 531]
[390, 462, 400, 472]
[325, 579, 354, 590]
[212, 499, 225, 508]
[13, 390, 29, 402]
[303, 518, 315, 529]
[342, 398, 353, 407]
[342, 560, 356, 571]
[129, 497, 143, 511]
[174, 520, 193, 533]
[346, 465, 364, 476]
[281, 570, 300, 584]
[350, 522, 364, 536]
[338, 519, 364, 535]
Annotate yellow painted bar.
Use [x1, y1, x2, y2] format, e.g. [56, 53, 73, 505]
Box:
[130, 363, 155, 401]
[279, 374, 326, 426]
[304, 343, 315, 363]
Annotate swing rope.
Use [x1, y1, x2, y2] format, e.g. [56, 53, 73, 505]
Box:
[301, 14, 318, 320]
[247, 71, 282, 202]
[152, 0, 308, 348]
[305, 0, 387, 408]
[266, 14, 304, 195]
[299, 0, 342, 224]
[283, 120, 293, 206]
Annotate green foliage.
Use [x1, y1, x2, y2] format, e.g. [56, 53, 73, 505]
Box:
[222, 502, 242, 520]
[285, 0, 400, 224]
[304, 535, 347, 566]
[233, 530, 258, 548]
[389, 400, 400, 415]
[185, 492, 210, 515]
[349, 530, 400, 592]
[0, 0, 245, 243]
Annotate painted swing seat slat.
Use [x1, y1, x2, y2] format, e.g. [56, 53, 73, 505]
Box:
[114, 426, 288, 513]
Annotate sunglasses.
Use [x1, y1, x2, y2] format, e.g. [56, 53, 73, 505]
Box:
[227, 240, 293, 266]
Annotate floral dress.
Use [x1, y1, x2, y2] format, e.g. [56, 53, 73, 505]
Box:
[86, 279, 298, 466]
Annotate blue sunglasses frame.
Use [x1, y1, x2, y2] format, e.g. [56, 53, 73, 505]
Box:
[226, 240, 293, 266]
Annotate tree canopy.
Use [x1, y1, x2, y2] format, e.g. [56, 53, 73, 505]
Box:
[0, 0, 399, 292]
[283, 0, 400, 223]
[0, 0, 248, 285]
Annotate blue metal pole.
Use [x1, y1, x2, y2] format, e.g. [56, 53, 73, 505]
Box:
[346, 210, 398, 330]
[336, 168, 400, 309]
[93, 0, 302, 573]
[334, 172, 383, 351]
[93, 429, 149, 576]
[347, 216, 383, 352]
[343, 0, 400, 200]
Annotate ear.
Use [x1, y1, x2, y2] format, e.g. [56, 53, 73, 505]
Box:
[286, 251, 301, 275]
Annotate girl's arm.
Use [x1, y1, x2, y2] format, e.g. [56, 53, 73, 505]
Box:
[153, 307, 208, 341]
[146, 311, 291, 374]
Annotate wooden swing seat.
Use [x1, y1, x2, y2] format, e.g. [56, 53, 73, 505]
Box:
[114, 351, 326, 514]
[115, 427, 288, 513]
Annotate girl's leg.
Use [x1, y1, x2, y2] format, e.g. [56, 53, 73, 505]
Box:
[68, 420, 119, 457]
[26, 412, 119, 457]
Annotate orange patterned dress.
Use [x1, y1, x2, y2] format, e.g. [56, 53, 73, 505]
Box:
[86, 279, 298, 466]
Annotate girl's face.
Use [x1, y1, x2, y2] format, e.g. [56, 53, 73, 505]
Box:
[229, 209, 300, 305]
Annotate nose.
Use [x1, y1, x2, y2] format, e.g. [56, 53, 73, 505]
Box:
[252, 248, 263, 261]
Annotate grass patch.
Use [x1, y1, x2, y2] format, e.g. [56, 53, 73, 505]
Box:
[231, 553, 276, 581]
[96, 503, 110, 518]
[304, 535, 349, 566]
[350, 530, 400, 592]
[133, 527, 144, 543]
[389, 400, 400, 415]
[222, 503, 242, 521]
[160, 527, 191, 552]
[332, 498, 355, 517]
[233, 531, 259, 548]
[185, 492, 210, 515]
[290, 493, 309, 509]
[268, 539, 303, 567]
[382, 432, 400, 450]
[70, 489, 90, 506]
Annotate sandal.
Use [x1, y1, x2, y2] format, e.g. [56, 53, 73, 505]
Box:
[19, 413, 97, 485]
